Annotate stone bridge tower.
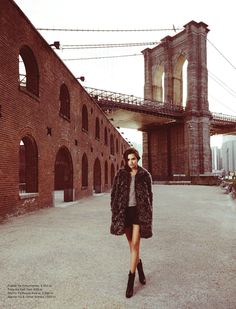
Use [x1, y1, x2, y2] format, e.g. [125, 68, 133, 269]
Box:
[142, 21, 212, 180]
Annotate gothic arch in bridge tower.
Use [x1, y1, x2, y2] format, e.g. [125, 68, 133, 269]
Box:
[173, 54, 188, 106]
[142, 20, 212, 180]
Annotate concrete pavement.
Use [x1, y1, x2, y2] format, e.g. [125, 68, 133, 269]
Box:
[0, 185, 236, 309]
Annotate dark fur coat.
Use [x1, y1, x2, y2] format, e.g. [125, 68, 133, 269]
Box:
[110, 166, 153, 238]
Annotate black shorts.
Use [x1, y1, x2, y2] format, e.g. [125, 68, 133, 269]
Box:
[125, 206, 140, 227]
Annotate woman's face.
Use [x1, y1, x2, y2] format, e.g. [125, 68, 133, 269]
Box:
[127, 153, 138, 170]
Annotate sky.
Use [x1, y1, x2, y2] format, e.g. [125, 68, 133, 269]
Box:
[14, 0, 236, 147]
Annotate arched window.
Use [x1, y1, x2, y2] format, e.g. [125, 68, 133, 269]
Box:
[82, 153, 88, 187]
[104, 127, 108, 145]
[105, 161, 108, 185]
[110, 134, 115, 155]
[94, 158, 101, 193]
[19, 45, 39, 96]
[111, 163, 115, 186]
[116, 138, 119, 153]
[59, 84, 70, 120]
[95, 117, 100, 140]
[82, 104, 88, 132]
[19, 136, 38, 194]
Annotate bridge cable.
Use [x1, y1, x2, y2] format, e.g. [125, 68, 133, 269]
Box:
[209, 94, 236, 114]
[61, 41, 160, 50]
[62, 53, 142, 61]
[207, 39, 236, 71]
[37, 27, 183, 32]
[208, 71, 236, 98]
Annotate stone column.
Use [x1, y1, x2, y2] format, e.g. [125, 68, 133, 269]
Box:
[184, 21, 212, 175]
[142, 131, 149, 170]
[162, 36, 173, 104]
[142, 48, 153, 100]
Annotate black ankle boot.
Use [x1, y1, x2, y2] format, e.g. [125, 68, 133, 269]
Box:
[137, 259, 146, 285]
[126, 271, 135, 298]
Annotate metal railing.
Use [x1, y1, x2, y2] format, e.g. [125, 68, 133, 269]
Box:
[211, 112, 236, 123]
[85, 87, 236, 124]
[19, 73, 26, 87]
[85, 87, 184, 114]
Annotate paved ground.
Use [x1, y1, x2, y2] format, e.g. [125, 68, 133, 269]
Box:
[0, 185, 236, 309]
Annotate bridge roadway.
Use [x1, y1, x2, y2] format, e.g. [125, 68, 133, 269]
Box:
[0, 185, 236, 309]
[86, 87, 236, 134]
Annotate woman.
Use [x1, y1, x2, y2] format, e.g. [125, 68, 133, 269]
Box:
[110, 147, 153, 298]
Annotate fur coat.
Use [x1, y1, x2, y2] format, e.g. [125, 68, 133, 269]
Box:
[110, 166, 153, 238]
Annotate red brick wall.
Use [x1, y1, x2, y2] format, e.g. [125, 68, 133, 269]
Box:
[0, 0, 128, 218]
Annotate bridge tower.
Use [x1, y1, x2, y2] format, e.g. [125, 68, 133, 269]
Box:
[142, 21, 212, 180]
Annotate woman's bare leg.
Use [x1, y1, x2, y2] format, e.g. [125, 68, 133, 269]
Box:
[125, 225, 141, 298]
[125, 227, 132, 252]
[130, 224, 140, 273]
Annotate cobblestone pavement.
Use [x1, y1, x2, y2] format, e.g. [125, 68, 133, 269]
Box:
[0, 185, 236, 309]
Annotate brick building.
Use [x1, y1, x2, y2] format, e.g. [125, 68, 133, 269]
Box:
[0, 0, 128, 219]
[221, 135, 236, 174]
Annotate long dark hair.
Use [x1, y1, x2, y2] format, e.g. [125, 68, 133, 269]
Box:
[123, 147, 140, 171]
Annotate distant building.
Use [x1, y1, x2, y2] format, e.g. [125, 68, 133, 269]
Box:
[221, 135, 236, 173]
[131, 141, 143, 166]
[211, 146, 222, 171]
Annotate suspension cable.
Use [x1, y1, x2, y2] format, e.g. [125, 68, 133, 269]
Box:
[61, 41, 160, 50]
[37, 26, 182, 32]
[62, 53, 142, 61]
[208, 39, 236, 71]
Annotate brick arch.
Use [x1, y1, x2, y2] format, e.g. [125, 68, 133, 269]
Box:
[54, 146, 73, 201]
[116, 138, 119, 154]
[19, 45, 39, 96]
[81, 153, 88, 187]
[82, 104, 88, 132]
[59, 83, 70, 120]
[110, 133, 115, 155]
[93, 157, 101, 193]
[19, 134, 38, 193]
[104, 160, 108, 185]
[104, 127, 108, 145]
[95, 117, 100, 140]
[110, 163, 115, 186]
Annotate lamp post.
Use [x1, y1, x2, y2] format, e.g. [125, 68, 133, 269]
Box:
[50, 41, 60, 49]
[76, 76, 85, 82]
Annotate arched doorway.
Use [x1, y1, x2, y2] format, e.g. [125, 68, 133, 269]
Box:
[93, 158, 101, 193]
[19, 135, 38, 194]
[54, 146, 73, 203]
